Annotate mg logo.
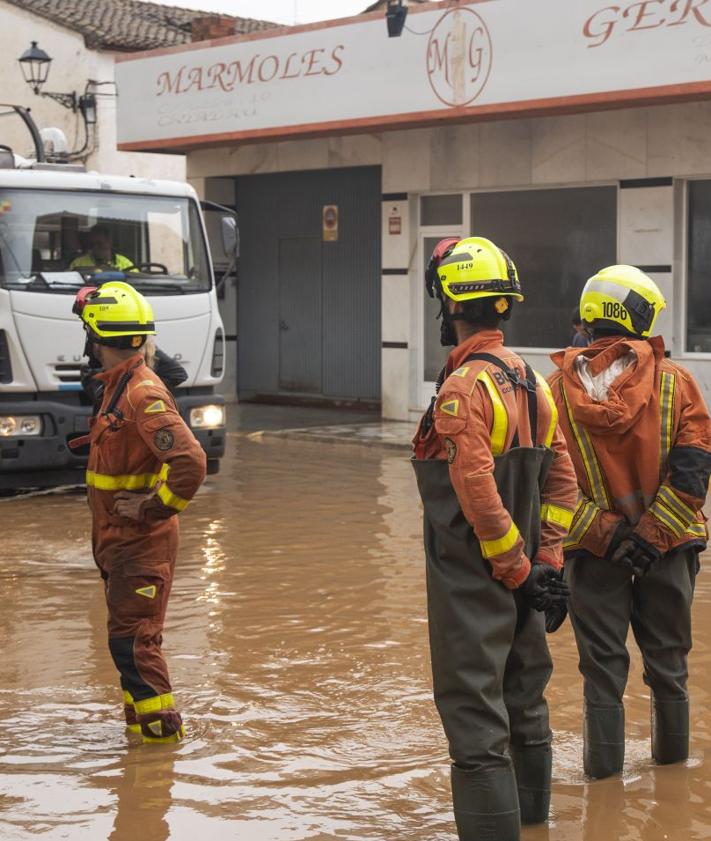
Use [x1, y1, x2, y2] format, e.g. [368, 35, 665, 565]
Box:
[427, 7, 493, 107]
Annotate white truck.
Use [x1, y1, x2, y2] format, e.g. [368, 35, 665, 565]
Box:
[0, 159, 233, 490]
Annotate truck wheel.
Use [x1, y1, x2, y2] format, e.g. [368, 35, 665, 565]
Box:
[206, 459, 220, 476]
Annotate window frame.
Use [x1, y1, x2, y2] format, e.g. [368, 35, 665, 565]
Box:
[680, 176, 711, 360]
[416, 182, 620, 405]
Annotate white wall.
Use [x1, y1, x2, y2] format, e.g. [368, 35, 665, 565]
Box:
[186, 102, 711, 418]
[0, 1, 185, 179]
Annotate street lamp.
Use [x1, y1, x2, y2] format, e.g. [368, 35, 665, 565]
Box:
[17, 41, 96, 116]
[18, 42, 51, 95]
[386, 0, 408, 37]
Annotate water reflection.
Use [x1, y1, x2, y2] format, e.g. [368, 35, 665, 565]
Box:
[0, 439, 709, 839]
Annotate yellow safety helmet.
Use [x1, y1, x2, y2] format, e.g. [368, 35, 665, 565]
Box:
[580, 265, 665, 338]
[436, 236, 524, 303]
[73, 281, 156, 348]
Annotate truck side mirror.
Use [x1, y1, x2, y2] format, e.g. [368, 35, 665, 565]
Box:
[221, 215, 239, 259]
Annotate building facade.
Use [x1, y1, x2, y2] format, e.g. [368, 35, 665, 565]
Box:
[115, 0, 711, 417]
[0, 0, 273, 177]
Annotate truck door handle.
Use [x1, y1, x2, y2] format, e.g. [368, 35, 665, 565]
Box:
[279, 320, 289, 331]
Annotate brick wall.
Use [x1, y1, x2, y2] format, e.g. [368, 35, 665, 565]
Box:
[191, 16, 236, 42]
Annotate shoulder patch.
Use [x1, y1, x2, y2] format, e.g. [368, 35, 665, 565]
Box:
[144, 400, 166, 414]
[451, 366, 471, 378]
[153, 428, 174, 451]
[137, 379, 155, 388]
[439, 398, 460, 418]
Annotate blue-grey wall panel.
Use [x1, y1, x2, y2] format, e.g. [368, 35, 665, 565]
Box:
[237, 166, 382, 402]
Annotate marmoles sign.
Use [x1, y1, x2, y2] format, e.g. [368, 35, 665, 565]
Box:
[116, 0, 711, 151]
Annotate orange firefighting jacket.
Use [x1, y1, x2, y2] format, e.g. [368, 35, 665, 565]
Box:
[87, 354, 207, 572]
[549, 335, 711, 559]
[414, 330, 578, 589]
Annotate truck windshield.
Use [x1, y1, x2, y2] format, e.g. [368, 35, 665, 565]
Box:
[0, 189, 210, 293]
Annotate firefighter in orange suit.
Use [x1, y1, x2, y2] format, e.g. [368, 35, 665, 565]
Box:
[413, 238, 578, 841]
[73, 281, 206, 743]
[548, 265, 711, 778]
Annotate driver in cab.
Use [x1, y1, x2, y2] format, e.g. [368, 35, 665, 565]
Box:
[70, 224, 136, 273]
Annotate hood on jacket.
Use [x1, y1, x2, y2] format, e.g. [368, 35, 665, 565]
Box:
[550, 335, 666, 434]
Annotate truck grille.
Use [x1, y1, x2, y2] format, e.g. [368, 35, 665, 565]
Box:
[0, 330, 12, 384]
[53, 364, 82, 384]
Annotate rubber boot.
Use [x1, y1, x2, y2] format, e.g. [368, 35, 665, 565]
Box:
[134, 692, 185, 744]
[450, 764, 521, 841]
[122, 690, 141, 735]
[510, 744, 552, 825]
[651, 696, 689, 765]
[583, 702, 625, 779]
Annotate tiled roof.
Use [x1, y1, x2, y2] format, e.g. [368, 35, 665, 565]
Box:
[6, 0, 277, 52]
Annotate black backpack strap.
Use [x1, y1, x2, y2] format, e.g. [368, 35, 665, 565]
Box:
[464, 352, 539, 448]
[523, 363, 538, 444]
[102, 369, 134, 426]
[420, 363, 447, 437]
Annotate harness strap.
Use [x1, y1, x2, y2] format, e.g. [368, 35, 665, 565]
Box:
[421, 363, 447, 437]
[102, 369, 134, 425]
[465, 352, 538, 448]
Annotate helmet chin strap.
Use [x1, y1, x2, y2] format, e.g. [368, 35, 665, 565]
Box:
[437, 294, 466, 347]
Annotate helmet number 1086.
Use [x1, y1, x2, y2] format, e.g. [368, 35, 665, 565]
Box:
[603, 301, 628, 320]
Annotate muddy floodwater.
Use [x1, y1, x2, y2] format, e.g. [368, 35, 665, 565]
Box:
[1, 428, 710, 840]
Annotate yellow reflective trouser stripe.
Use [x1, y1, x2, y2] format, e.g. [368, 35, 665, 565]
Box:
[659, 372, 675, 475]
[157, 482, 189, 512]
[541, 503, 574, 531]
[649, 499, 686, 538]
[657, 485, 696, 528]
[134, 693, 175, 716]
[86, 471, 161, 491]
[561, 383, 610, 510]
[563, 498, 596, 549]
[480, 521, 520, 560]
[477, 370, 508, 456]
[535, 372, 558, 447]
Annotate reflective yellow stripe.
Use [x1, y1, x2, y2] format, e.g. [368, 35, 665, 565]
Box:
[649, 499, 686, 538]
[123, 690, 134, 705]
[134, 692, 175, 716]
[561, 383, 610, 510]
[157, 482, 189, 512]
[478, 370, 508, 456]
[659, 371, 675, 475]
[563, 498, 596, 548]
[657, 485, 696, 528]
[86, 470, 161, 491]
[541, 503, 574, 531]
[535, 371, 558, 447]
[480, 521, 520, 559]
[685, 522, 707, 538]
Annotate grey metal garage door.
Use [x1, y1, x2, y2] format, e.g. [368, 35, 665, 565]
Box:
[236, 166, 382, 403]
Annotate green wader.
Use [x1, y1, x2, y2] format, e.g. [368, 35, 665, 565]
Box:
[568, 546, 698, 776]
[413, 442, 556, 841]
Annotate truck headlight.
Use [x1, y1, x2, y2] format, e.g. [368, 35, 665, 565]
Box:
[0, 415, 42, 437]
[190, 405, 225, 429]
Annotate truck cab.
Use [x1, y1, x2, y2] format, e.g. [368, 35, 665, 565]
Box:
[0, 165, 229, 490]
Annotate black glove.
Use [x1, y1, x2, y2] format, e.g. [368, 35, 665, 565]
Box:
[605, 520, 633, 561]
[610, 533, 661, 577]
[520, 563, 570, 612]
[545, 599, 568, 634]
